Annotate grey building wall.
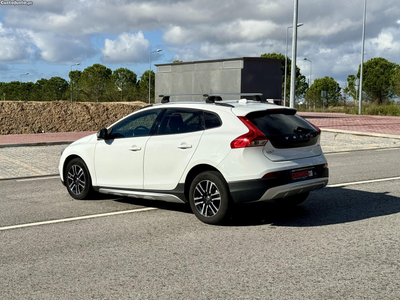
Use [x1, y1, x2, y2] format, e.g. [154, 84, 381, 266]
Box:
[155, 57, 281, 103]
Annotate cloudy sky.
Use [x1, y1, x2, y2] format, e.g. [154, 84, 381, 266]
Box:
[0, 0, 399, 88]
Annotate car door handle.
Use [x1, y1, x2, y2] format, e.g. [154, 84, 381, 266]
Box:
[129, 145, 141, 151]
[178, 143, 192, 149]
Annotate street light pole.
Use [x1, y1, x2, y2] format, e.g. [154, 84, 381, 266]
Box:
[148, 49, 162, 104]
[70, 63, 81, 102]
[303, 58, 312, 86]
[359, 0, 367, 115]
[289, 0, 299, 108]
[284, 23, 303, 106]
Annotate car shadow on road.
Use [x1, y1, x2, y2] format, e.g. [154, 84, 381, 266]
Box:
[113, 186, 400, 227]
[114, 197, 193, 214]
[226, 186, 400, 227]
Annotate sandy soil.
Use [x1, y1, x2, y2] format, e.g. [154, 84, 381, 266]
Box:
[0, 101, 147, 135]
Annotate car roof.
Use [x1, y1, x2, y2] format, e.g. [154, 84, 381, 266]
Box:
[144, 100, 296, 116]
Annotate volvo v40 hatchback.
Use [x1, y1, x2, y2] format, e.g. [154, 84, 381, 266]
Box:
[59, 97, 328, 224]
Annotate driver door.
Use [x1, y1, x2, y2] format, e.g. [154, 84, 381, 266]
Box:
[94, 109, 162, 189]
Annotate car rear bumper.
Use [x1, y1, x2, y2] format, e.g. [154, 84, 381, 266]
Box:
[228, 165, 328, 203]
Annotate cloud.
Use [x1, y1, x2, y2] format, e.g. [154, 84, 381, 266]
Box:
[0, 22, 31, 61]
[369, 29, 400, 57]
[1, 0, 400, 83]
[101, 32, 151, 63]
[27, 32, 96, 63]
[163, 20, 280, 45]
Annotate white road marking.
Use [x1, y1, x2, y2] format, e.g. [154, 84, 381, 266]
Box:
[16, 175, 59, 182]
[327, 176, 400, 188]
[325, 152, 350, 156]
[0, 207, 158, 232]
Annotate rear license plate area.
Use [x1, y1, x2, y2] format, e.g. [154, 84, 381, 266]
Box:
[290, 168, 315, 182]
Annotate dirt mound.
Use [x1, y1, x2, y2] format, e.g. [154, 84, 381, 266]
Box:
[0, 101, 147, 135]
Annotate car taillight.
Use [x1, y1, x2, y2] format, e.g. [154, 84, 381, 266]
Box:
[262, 171, 282, 179]
[230, 116, 268, 149]
[309, 122, 321, 135]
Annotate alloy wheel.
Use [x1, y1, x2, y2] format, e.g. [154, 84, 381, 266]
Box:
[193, 180, 221, 217]
[67, 165, 86, 196]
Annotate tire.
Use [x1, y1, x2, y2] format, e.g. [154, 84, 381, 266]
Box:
[276, 192, 310, 207]
[189, 171, 231, 225]
[65, 158, 94, 200]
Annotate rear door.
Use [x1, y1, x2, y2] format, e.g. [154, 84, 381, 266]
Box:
[245, 109, 322, 162]
[143, 108, 204, 190]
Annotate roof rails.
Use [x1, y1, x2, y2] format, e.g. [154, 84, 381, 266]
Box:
[203, 93, 264, 103]
[159, 94, 206, 104]
[158, 93, 264, 104]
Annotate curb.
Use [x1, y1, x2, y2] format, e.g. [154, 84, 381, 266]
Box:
[321, 129, 400, 139]
[0, 141, 72, 149]
[323, 146, 400, 154]
[0, 174, 59, 181]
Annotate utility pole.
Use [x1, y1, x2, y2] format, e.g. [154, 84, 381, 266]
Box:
[289, 0, 299, 108]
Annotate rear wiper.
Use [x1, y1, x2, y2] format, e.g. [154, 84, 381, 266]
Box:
[293, 126, 313, 133]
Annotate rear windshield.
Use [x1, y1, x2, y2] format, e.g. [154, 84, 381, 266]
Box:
[246, 109, 316, 137]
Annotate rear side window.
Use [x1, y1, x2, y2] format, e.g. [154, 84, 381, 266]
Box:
[246, 109, 318, 149]
[158, 109, 204, 135]
[204, 112, 222, 129]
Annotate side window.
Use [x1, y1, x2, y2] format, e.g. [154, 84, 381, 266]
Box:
[158, 109, 204, 135]
[204, 112, 222, 129]
[109, 109, 162, 139]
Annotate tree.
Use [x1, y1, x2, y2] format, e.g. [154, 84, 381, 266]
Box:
[261, 53, 308, 102]
[139, 70, 156, 103]
[69, 70, 82, 101]
[29, 79, 47, 101]
[345, 75, 357, 103]
[391, 67, 400, 98]
[107, 68, 137, 101]
[79, 63, 112, 102]
[0, 81, 20, 100]
[44, 77, 68, 100]
[357, 57, 398, 104]
[19, 82, 34, 101]
[305, 76, 341, 108]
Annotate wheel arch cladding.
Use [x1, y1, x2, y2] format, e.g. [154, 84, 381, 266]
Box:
[184, 164, 224, 200]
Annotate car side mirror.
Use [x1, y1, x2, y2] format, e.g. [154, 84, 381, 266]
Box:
[97, 128, 108, 140]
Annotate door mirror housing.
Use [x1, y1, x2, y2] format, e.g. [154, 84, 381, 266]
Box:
[97, 128, 108, 140]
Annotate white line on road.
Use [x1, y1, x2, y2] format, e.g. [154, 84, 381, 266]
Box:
[16, 175, 59, 182]
[0, 207, 158, 232]
[327, 176, 400, 188]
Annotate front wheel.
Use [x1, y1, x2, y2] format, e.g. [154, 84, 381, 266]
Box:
[65, 158, 94, 200]
[189, 171, 231, 225]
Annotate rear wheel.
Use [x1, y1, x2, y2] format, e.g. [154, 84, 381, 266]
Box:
[189, 171, 231, 225]
[65, 158, 94, 200]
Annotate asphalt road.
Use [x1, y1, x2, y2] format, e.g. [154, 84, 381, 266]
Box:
[1, 148, 400, 299]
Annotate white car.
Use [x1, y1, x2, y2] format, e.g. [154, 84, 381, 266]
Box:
[59, 95, 328, 224]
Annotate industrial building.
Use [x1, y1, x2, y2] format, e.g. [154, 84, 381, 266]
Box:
[155, 57, 282, 103]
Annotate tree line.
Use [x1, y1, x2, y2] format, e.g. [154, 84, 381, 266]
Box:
[1, 57, 399, 106]
[261, 53, 400, 107]
[0, 64, 155, 102]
